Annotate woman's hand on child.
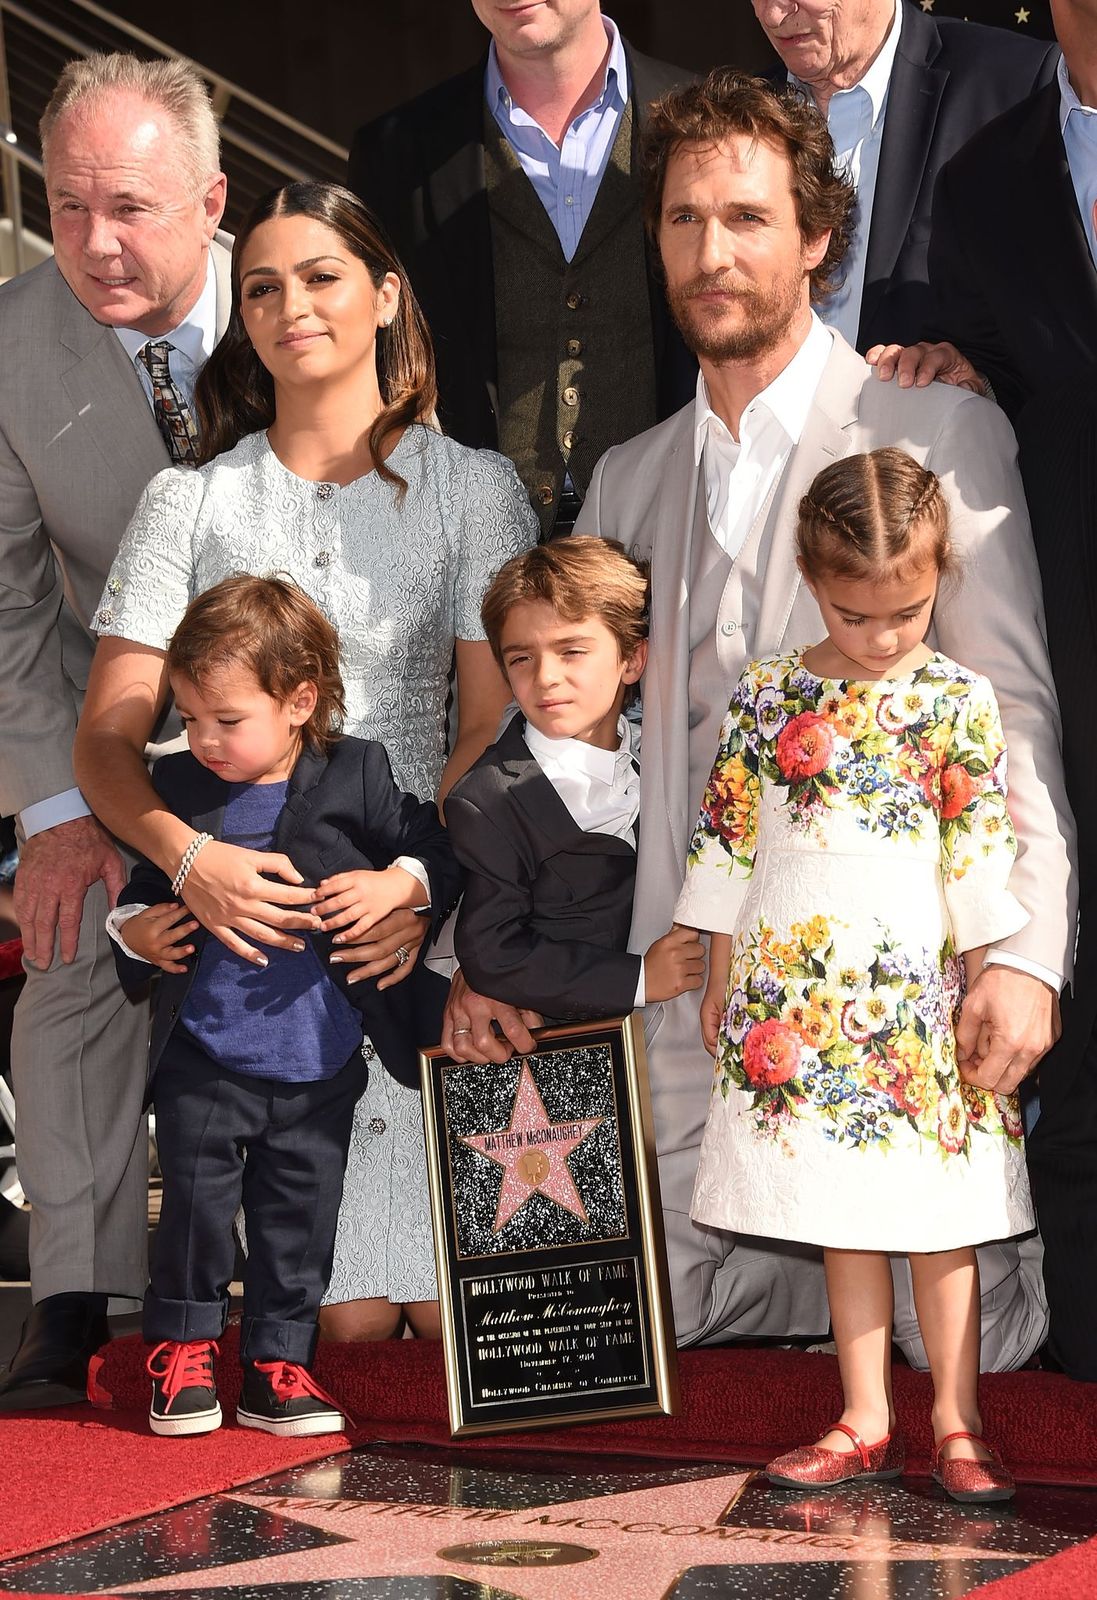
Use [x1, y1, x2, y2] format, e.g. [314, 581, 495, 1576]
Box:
[644, 924, 706, 1005]
[122, 902, 199, 973]
[328, 906, 428, 989]
[315, 867, 420, 948]
[183, 839, 320, 966]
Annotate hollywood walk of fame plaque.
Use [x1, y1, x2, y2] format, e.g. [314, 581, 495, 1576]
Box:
[420, 1014, 678, 1436]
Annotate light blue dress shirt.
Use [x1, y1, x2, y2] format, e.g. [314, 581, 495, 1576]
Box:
[795, 1, 902, 347]
[485, 17, 629, 263]
[20, 254, 219, 839]
[1058, 53, 1097, 274]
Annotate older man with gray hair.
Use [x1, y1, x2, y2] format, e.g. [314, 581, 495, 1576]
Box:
[0, 52, 233, 1408]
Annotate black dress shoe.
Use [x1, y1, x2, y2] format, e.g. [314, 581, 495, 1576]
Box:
[0, 1292, 109, 1411]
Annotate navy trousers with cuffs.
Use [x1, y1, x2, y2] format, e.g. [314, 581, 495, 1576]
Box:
[144, 1028, 368, 1366]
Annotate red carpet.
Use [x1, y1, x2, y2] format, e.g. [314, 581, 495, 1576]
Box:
[3, 1329, 1095, 1567]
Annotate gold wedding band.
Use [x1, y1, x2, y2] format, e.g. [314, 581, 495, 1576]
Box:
[452, 1027, 472, 1035]
[394, 945, 410, 966]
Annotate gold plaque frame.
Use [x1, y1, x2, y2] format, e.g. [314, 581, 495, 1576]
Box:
[420, 1013, 679, 1437]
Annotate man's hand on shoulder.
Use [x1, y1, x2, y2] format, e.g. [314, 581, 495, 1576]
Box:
[866, 340, 989, 396]
[14, 814, 126, 969]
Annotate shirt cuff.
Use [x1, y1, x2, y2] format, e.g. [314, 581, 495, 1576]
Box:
[20, 788, 92, 839]
[105, 903, 153, 964]
[982, 950, 1062, 994]
[394, 855, 431, 909]
[635, 958, 646, 1009]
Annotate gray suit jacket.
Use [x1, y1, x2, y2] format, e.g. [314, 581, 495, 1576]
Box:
[576, 332, 1077, 984]
[0, 235, 232, 816]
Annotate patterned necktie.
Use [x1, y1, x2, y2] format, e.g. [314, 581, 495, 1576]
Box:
[137, 340, 199, 466]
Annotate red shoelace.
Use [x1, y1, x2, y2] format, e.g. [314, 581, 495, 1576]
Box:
[146, 1339, 218, 1408]
[251, 1360, 347, 1420]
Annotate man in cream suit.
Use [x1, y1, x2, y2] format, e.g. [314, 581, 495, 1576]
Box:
[573, 69, 1075, 1362]
[0, 53, 231, 1407]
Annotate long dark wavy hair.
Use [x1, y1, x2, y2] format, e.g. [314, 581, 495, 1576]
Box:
[194, 181, 437, 496]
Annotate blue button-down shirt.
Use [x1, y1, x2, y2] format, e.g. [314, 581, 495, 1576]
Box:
[1059, 53, 1097, 274]
[485, 17, 628, 263]
[794, 0, 902, 346]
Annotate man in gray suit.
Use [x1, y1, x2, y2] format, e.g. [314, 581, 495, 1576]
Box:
[579, 68, 1073, 1363]
[446, 70, 1073, 1369]
[0, 53, 231, 1408]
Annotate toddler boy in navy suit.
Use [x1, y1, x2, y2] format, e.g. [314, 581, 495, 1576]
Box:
[108, 576, 461, 1438]
[446, 537, 704, 1023]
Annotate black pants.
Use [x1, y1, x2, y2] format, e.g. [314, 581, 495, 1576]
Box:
[1028, 1025, 1097, 1381]
[144, 1031, 367, 1365]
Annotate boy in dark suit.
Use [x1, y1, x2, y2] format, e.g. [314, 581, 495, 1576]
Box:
[446, 538, 703, 1024]
[107, 577, 461, 1438]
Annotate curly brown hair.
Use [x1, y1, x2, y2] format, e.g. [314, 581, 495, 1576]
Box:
[166, 574, 346, 753]
[641, 67, 855, 303]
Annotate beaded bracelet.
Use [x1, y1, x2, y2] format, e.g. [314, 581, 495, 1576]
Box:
[171, 832, 213, 898]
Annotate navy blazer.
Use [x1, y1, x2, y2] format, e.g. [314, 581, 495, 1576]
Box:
[446, 714, 641, 1023]
[347, 44, 696, 452]
[770, 0, 1057, 353]
[929, 78, 1097, 421]
[112, 739, 463, 1090]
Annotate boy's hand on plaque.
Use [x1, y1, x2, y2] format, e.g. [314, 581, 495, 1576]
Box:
[644, 924, 706, 1004]
[442, 969, 540, 1063]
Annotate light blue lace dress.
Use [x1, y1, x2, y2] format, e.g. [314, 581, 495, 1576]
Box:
[96, 424, 538, 1302]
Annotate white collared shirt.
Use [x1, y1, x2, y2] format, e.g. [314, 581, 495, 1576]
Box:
[793, 0, 903, 345]
[1058, 53, 1097, 273]
[114, 249, 219, 409]
[21, 255, 220, 841]
[693, 313, 834, 563]
[524, 715, 645, 1004]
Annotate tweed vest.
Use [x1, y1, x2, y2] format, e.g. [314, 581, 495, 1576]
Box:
[485, 101, 657, 537]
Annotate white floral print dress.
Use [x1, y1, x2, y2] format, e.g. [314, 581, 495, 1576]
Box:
[674, 651, 1036, 1253]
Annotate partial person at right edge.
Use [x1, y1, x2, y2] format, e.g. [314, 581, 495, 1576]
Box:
[347, 0, 696, 537]
[867, 0, 1095, 420]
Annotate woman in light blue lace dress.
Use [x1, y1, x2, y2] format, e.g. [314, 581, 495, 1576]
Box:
[75, 183, 537, 1342]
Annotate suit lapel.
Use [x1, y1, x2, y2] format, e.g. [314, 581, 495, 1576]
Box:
[499, 718, 635, 859]
[1020, 88, 1097, 345]
[755, 337, 862, 652]
[421, 61, 497, 389]
[275, 747, 327, 854]
[860, 8, 946, 341]
[211, 232, 234, 339]
[57, 281, 168, 505]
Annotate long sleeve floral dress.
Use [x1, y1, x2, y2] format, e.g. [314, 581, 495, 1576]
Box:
[674, 651, 1035, 1253]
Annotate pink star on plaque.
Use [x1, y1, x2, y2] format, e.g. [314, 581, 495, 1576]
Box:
[460, 1061, 603, 1234]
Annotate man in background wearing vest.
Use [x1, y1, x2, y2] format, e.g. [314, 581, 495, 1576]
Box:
[348, 0, 696, 537]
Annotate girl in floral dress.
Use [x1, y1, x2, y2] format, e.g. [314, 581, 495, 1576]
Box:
[675, 449, 1033, 1504]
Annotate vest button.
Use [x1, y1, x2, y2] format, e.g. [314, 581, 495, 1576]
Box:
[535, 485, 555, 506]
[562, 386, 579, 406]
[721, 621, 738, 637]
[565, 291, 584, 311]
[562, 430, 576, 451]
[566, 338, 582, 357]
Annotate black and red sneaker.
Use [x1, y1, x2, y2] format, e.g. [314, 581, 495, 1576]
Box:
[236, 1360, 345, 1436]
[146, 1340, 221, 1436]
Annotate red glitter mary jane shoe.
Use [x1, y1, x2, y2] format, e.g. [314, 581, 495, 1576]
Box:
[767, 1421, 906, 1489]
[932, 1431, 1016, 1504]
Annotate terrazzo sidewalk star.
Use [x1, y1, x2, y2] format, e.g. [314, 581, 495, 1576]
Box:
[103, 1472, 1032, 1598]
[459, 1061, 604, 1232]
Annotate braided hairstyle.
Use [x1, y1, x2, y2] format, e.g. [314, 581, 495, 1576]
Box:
[796, 449, 953, 585]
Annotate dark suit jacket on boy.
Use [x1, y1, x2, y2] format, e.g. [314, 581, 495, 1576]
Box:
[445, 714, 640, 1023]
[111, 739, 463, 1090]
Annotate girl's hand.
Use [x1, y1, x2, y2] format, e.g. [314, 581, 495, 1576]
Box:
[122, 903, 199, 974]
[313, 866, 421, 946]
[182, 840, 320, 966]
[700, 988, 724, 1057]
[328, 905, 428, 989]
